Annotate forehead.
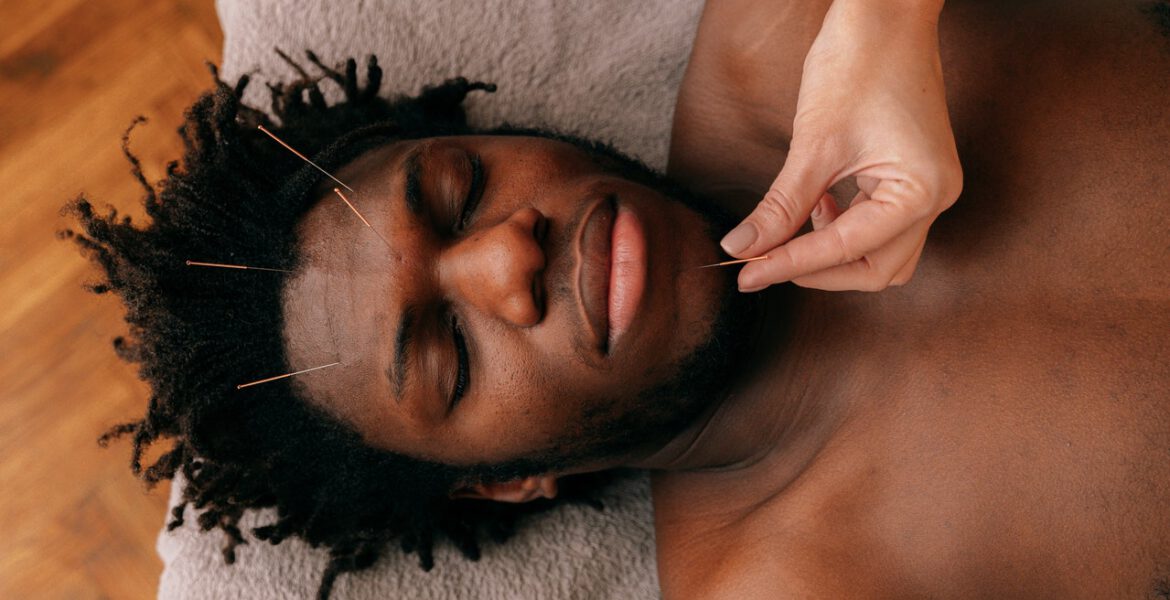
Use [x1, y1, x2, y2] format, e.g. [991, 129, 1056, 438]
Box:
[282, 140, 410, 374]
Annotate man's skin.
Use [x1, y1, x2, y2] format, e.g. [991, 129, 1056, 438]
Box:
[277, 0, 1169, 596]
[657, 0, 1170, 597]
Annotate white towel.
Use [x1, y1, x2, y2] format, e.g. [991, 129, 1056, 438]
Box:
[156, 0, 703, 597]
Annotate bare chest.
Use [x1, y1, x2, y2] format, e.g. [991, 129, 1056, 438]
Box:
[655, 306, 1170, 598]
[658, 2, 1170, 596]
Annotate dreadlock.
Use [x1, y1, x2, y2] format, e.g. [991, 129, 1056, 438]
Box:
[65, 53, 624, 599]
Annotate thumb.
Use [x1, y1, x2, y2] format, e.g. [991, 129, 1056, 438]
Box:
[720, 152, 834, 258]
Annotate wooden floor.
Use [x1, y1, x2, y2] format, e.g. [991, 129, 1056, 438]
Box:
[0, 1, 223, 597]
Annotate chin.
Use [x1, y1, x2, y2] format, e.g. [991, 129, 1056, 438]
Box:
[553, 271, 756, 469]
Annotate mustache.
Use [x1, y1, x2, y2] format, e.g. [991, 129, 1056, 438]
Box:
[544, 192, 594, 315]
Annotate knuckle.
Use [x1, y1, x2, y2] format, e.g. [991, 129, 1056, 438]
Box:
[915, 196, 938, 221]
[938, 164, 963, 209]
[856, 257, 900, 292]
[900, 183, 937, 220]
[947, 160, 964, 199]
[902, 159, 963, 219]
[829, 229, 860, 263]
[926, 159, 964, 212]
[760, 188, 802, 227]
[776, 246, 802, 274]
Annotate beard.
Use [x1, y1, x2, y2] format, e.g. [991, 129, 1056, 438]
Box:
[509, 177, 764, 474]
[545, 276, 758, 470]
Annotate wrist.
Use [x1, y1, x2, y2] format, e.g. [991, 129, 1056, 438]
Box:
[820, 0, 944, 50]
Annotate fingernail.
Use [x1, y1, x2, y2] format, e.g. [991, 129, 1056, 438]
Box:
[811, 203, 823, 218]
[721, 222, 757, 255]
[738, 273, 765, 293]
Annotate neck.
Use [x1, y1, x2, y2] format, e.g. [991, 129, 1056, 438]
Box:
[627, 285, 849, 477]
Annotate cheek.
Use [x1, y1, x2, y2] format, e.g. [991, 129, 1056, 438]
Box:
[473, 349, 604, 437]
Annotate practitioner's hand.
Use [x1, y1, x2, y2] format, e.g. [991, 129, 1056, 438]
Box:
[720, 0, 962, 292]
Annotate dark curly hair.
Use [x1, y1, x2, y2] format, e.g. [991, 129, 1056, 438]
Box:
[63, 53, 684, 599]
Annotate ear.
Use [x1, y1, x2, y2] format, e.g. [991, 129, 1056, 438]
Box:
[449, 475, 559, 503]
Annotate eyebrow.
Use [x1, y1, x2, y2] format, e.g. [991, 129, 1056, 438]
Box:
[403, 145, 424, 215]
[388, 144, 427, 400]
[390, 306, 416, 400]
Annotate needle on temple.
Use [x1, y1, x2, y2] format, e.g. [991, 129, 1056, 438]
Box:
[186, 260, 290, 273]
[237, 362, 341, 390]
[257, 125, 355, 193]
[332, 188, 394, 251]
[693, 255, 769, 270]
[254, 124, 391, 251]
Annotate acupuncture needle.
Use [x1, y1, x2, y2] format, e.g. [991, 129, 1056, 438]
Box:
[692, 255, 769, 270]
[256, 125, 393, 252]
[257, 125, 354, 192]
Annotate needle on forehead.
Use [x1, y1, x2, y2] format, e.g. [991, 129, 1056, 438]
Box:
[237, 362, 341, 390]
[256, 125, 355, 192]
[332, 188, 394, 251]
[186, 260, 290, 273]
[693, 255, 769, 270]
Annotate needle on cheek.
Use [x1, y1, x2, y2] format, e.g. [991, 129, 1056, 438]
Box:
[691, 255, 769, 270]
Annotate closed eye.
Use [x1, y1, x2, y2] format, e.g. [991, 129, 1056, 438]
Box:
[450, 313, 470, 410]
[456, 154, 484, 232]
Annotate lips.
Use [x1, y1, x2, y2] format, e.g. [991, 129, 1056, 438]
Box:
[577, 197, 615, 352]
[575, 195, 648, 354]
[607, 204, 646, 348]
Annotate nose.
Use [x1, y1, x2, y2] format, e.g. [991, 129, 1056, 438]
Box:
[439, 207, 548, 327]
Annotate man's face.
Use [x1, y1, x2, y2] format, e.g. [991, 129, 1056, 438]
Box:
[282, 135, 737, 469]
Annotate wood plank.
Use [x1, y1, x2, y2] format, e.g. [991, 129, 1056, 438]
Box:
[0, 0, 223, 598]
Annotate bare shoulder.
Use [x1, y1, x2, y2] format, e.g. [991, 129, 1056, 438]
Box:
[667, 0, 831, 211]
[651, 471, 865, 600]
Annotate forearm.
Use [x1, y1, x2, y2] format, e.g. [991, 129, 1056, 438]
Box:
[687, 0, 943, 80]
[826, 0, 945, 33]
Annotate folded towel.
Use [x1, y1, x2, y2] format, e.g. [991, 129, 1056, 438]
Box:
[219, 0, 703, 171]
[159, 470, 660, 599]
[156, 0, 703, 597]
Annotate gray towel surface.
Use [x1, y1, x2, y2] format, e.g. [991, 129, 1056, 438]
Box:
[156, 0, 702, 598]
